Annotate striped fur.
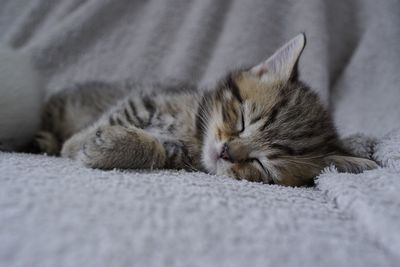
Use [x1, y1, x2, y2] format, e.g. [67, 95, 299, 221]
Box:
[29, 34, 377, 186]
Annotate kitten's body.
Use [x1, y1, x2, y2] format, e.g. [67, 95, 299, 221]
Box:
[36, 81, 204, 170]
[28, 34, 377, 186]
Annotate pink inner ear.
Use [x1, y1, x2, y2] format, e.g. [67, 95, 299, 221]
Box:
[252, 64, 268, 77]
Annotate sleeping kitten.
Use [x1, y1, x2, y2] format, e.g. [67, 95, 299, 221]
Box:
[30, 34, 377, 186]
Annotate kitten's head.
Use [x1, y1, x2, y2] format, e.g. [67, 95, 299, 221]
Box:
[199, 34, 377, 186]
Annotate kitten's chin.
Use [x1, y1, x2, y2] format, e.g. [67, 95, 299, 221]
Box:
[204, 157, 233, 176]
[214, 160, 234, 177]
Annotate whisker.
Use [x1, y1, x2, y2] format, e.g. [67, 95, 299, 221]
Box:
[274, 158, 322, 168]
[183, 161, 201, 172]
[275, 153, 335, 160]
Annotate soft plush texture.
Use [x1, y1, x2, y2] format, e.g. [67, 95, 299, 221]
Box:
[0, 0, 400, 266]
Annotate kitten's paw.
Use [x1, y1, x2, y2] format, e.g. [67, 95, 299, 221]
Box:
[61, 130, 91, 159]
[77, 126, 129, 169]
[33, 131, 60, 155]
[78, 128, 112, 166]
[77, 125, 166, 170]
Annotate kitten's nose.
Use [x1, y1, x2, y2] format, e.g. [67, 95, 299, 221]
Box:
[220, 143, 232, 162]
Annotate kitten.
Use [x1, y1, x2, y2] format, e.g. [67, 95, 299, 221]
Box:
[29, 34, 377, 186]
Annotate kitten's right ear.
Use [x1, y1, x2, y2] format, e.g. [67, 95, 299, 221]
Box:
[324, 155, 378, 174]
[250, 33, 306, 83]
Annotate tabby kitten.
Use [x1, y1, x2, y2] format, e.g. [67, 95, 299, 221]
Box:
[31, 34, 377, 186]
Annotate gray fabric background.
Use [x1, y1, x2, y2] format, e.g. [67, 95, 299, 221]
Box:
[1, 1, 400, 267]
[1, 0, 399, 136]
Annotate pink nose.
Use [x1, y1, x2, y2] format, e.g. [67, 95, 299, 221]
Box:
[219, 143, 232, 162]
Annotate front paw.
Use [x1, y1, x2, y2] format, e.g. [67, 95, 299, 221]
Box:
[61, 131, 90, 160]
[77, 125, 166, 170]
[77, 126, 124, 169]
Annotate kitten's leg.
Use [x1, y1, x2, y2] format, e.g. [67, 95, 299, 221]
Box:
[27, 82, 127, 155]
[61, 125, 166, 170]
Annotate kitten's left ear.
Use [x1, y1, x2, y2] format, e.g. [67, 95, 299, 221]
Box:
[250, 33, 306, 83]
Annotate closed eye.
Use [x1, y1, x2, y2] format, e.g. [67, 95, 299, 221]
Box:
[238, 107, 245, 133]
[240, 113, 245, 133]
[248, 158, 270, 176]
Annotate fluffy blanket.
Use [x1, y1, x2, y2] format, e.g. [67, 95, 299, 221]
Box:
[1, 0, 400, 266]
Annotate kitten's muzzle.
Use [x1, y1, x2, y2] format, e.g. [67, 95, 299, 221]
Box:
[220, 143, 233, 162]
[219, 141, 250, 163]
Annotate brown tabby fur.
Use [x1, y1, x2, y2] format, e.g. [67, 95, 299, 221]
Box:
[27, 34, 377, 186]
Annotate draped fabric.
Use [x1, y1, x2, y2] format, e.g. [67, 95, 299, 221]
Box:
[1, 0, 399, 136]
[1, 1, 400, 266]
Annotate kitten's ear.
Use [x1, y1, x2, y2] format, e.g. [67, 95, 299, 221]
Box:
[324, 155, 378, 173]
[250, 33, 306, 83]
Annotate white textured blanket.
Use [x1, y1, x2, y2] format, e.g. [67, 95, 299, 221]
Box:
[1, 0, 400, 266]
[1, 130, 400, 267]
